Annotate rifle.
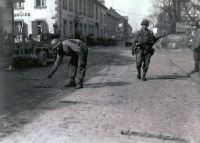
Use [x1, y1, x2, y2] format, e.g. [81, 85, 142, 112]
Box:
[131, 33, 170, 56]
[136, 33, 170, 47]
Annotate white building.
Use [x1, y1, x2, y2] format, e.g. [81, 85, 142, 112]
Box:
[14, 0, 108, 42]
[14, 0, 57, 42]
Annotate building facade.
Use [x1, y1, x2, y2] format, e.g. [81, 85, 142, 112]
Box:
[60, 0, 107, 40]
[107, 8, 121, 40]
[107, 8, 132, 41]
[14, 0, 108, 42]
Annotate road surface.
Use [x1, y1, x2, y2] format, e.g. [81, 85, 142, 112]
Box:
[0, 45, 200, 143]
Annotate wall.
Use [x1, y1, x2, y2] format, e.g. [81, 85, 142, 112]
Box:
[0, 0, 13, 67]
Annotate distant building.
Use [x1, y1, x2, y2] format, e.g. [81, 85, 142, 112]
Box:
[107, 8, 132, 40]
[119, 16, 132, 40]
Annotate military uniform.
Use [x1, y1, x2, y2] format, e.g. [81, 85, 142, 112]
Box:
[48, 39, 88, 88]
[191, 28, 200, 73]
[134, 20, 156, 81]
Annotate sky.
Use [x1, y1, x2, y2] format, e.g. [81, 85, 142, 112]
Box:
[105, 0, 153, 32]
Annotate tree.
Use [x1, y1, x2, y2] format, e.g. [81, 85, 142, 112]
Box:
[181, 0, 200, 22]
[152, 0, 182, 33]
[152, 0, 200, 33]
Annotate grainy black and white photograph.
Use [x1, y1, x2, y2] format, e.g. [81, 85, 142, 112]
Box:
[0, 0, 200, 142]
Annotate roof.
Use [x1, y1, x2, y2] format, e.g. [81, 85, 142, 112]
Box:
[107, 8, 123, 20]
[92, 0, 107, 10]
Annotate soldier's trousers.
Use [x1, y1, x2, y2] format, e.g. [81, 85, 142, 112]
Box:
[68, 46, 88, 80]
[136, 51, 152, 73]
[193, 50, 200, 71]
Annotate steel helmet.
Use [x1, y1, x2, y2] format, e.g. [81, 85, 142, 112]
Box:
[141, 19, 149, 26]
[50, 39, 61, 50]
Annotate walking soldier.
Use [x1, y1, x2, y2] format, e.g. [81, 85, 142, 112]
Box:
[190, 22, 200, 74]
[47, 39, 88, 89]
[134, 19, 157, 81]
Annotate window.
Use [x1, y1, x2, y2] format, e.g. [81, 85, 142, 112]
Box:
[79, 0, 82, 14]
[14, 2, 24, 9]
[84, 24, 87, 35]
[70, 22, 74, 38]
[63, 21, 67, 36]
[96, 6, 98, 20]
[92, 25, 94, 34]
[75, 0, 78, 13]
[88, 2, 93, 17]
[83, 0, 86, 15]
[32, 20, 49, 36]
[87, 2, 90, 16]
[14, 21, 26, 42]
[91, 4, 94, 18]
[100, 13, 103, 23]
[14, 21, 23, 36]
[37, 21, 42, 35]
[80, 23, 83, 34]
[69, 0, 73, 11]
[63, 0, 68, 10]
[35, 0, 46, 8]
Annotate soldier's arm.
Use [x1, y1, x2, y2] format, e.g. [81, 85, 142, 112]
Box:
[196, 30, 200, 50]
[48, 53, 64, 78]
[134, 32, 140, 47]
[150, 31, 157, 44]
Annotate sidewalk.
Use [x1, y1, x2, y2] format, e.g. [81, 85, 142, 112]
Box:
[164, 48, 200, 86]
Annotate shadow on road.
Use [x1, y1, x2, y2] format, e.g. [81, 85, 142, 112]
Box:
[148, 74, 189, 80]
[84, 81, 131, 88]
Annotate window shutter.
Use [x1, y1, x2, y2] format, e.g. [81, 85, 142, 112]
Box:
[42, 21, 49, 34]
[32, 21, 37, 36]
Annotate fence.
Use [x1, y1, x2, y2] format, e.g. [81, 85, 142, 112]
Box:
[154, 34, 191, 49]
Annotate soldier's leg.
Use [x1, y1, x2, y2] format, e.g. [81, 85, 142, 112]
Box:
[136, 51, 143, 79]
[197, 51, 200, 74]
[142, 53, 152, 81]
[191, 51, 200, 74]
[76, 46, 88, 88]
[66, 52, 79, 87]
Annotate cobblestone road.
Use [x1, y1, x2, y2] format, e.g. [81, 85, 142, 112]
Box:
[0, 46, 200, 143]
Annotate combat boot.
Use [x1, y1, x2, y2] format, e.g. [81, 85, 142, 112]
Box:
[137, 70, 141, 79]
[190, 64, 199, 73]
[190, 67, 199, 74]
[142, 72, 147, 81]
[65, 77, 76, 87]
[76, 79, 83, 89]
